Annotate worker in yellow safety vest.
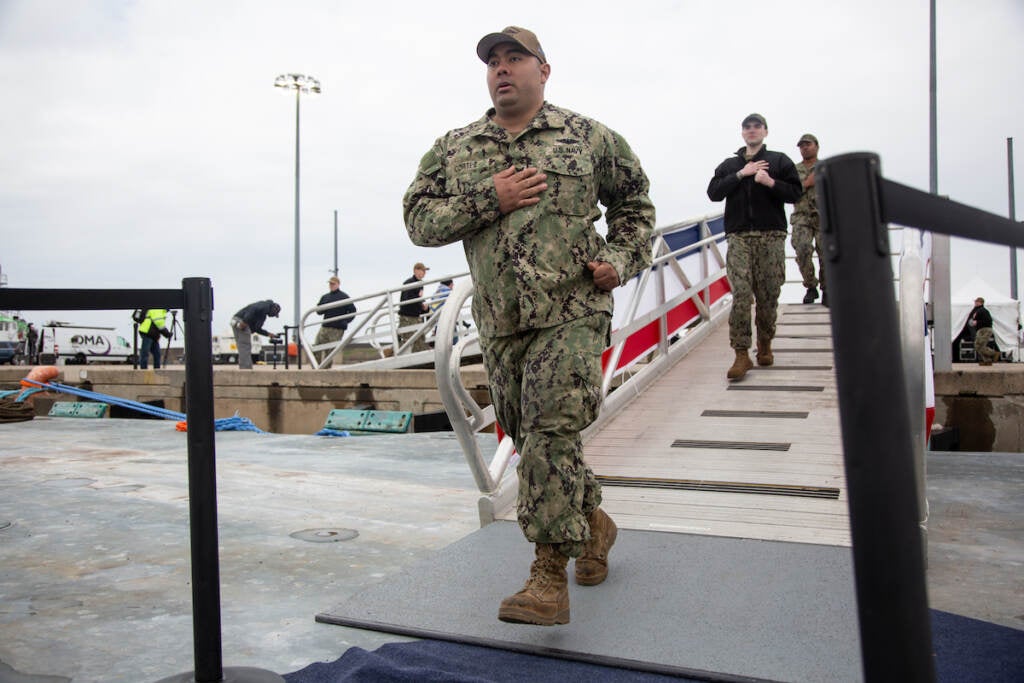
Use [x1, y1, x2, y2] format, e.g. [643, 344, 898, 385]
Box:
[137, 309, 171, 369]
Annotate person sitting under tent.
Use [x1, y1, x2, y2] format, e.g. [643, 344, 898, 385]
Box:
[967, 297, 1000, 365]
[952, 296, 1001, 363]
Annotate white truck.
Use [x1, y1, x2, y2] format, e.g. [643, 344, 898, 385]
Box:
[211, 330, 265, 365]
[37, 321, 134, 365]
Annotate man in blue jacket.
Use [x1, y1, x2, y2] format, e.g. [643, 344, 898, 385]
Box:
[707, 113, 802, 380]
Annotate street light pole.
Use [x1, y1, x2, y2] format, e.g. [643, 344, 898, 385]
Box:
[274, 73, 321, 339]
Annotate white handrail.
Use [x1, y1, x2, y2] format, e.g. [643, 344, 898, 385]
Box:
[898, 227, 930, 544]
[297, 273, 473, 369]
[435, 214, 730, 497]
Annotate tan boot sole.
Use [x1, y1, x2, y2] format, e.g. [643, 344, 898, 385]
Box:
[498, 604, 570, 625]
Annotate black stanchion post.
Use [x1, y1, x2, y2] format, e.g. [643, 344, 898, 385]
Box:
[133, 322, 140, 369]
[158, 278, 283, 682]
[816, 153, 935, 682]
[182, 277, 223, 682]
[282, 325, 291, 370]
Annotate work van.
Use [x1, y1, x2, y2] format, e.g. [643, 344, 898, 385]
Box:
[211, 330, 264, 365]
[38, 322, 134, 365]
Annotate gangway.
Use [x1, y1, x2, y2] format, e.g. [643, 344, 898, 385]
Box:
[297, 272, 478, 370]
[433, 214, 736, 522]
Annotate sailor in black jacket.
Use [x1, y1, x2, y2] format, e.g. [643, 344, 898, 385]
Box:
[706, 113, 802, 380]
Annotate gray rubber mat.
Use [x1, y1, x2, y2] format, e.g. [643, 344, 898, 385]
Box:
[317, 521, 863, 682]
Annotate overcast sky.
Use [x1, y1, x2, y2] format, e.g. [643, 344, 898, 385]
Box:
[1, 0, 1021, 339]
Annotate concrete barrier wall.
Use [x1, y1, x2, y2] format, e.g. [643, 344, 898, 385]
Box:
[0, 365, 491, 435]
[933, 366, 1024, 452]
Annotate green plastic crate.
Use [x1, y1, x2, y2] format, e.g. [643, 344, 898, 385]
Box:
[49, 402, 109, 418]
[324, 409, 412, 434]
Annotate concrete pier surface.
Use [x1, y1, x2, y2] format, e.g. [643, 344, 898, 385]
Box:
[0, 416, 1020, 682]
[0, 418, 490, 682]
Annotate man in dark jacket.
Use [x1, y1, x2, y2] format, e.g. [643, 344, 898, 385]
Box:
[314, 276, 357, 368]
[398, 262, 430, 352]
[231, 300, 281, 369]
[707, 113, 802, 380]
[968, 297, 999, 365]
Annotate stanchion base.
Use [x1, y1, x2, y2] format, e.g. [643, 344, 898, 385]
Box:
[155, 666, 285, 683]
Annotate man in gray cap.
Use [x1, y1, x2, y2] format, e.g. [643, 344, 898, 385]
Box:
[707, 113, 802, 380]
[404, 26, 655, 625]
[792, 133, 824, 305]
[314, 275, 356, 368]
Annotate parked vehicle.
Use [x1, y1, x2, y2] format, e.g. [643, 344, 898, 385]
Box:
[38, 321, 134, 365]
[0, 313, 26, 364]
[211, 331, 264, 365]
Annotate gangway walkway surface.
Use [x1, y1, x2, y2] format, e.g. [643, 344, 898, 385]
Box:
[530, 302, 850, 547]
[317, 302, 863, 682]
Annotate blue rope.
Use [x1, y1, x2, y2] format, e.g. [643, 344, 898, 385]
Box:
[23, 380, 186, 420]
[25, 379, 264, 432]
[17, 387, 46, 402]
[214, 415, 265, 433]
[315, 428, 352, 437]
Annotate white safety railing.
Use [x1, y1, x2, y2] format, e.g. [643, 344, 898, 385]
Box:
[297, 273, 474, 370]
[898, 226, 933, 545]
[433, 214, 732, 519]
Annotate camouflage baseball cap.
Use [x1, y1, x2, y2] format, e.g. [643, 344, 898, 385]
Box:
[797, 133, 819, 145]
[742, 113, 767, 128]
[476, 26, 547, 64]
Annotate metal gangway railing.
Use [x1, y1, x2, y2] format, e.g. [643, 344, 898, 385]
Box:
[432, 213, 731, 522]
[297, 273, 478, 370]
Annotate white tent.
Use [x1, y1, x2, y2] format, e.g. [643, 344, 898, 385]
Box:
[950, 277, 1021, 361]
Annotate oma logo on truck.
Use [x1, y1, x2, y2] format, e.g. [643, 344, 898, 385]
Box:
[69, 334, 112, 354]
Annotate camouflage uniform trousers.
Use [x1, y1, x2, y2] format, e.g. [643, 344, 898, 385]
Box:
[974, 327, 999, 363]
[398, 314, 429, 352]
[726, 231, 787, 350]
[480, 312, 610, 559]
[314, 326, 344, 368]
[791, 218, 824, 291]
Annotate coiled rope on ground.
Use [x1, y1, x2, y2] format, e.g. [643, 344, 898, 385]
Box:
[0, 397, 35, 423]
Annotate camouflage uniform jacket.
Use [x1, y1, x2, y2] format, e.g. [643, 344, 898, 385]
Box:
[403, 102, 655, 338]
[791, 160, 818, 227]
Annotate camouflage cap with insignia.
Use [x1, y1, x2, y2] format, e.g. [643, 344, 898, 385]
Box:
[797, 133, 819, 145]
[476, 26, 547, 64]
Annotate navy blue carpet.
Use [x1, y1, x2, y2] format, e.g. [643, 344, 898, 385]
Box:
[286, 609, 1022, 683]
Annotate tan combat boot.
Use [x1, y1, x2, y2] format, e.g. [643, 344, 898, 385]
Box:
[575, 507, 618, 586]
[727, 349, 753, 380]
[756, 336, 774, 367]
[498, 543, 570, 625]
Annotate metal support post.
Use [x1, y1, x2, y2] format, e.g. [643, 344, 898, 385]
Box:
[158, 278, 283, 682]
[816, 153, 935, 683]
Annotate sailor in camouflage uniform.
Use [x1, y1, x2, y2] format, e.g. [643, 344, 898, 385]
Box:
[403, 26, 655, 626]
[707, 114, 803, 380]
[792, 133, 824, 305]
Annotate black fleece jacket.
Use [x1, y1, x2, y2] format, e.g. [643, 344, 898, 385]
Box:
[706, 146, 803, 234]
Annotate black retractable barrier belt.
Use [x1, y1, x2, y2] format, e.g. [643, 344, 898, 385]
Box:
[881, 179, 1024, 247]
